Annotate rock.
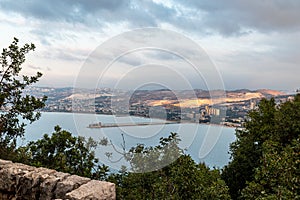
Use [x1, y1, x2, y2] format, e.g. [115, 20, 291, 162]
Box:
[0, 162, 35, 192]
[65, 180, 116, 200]
[0, 160, 115, 200]
[0, 159, 12, 165]
[54, 175, 90, 199]
[16, 167, 56, 199]
[39, 171, 70, 200]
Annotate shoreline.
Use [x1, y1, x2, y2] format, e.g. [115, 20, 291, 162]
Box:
[39, 110, 240, 129]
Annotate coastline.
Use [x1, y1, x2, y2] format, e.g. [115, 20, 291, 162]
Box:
[39, 110, 240, 129]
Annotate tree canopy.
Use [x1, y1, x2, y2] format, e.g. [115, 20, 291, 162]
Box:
[222, 95, 300, 199]
[105, 133, 230, 199]
[17, 126, 109, 180]
[0, 38, 47, 159]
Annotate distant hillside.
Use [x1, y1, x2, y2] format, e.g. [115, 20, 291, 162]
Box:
[25, 87, 287, 108]
[139, 89, 286, 108]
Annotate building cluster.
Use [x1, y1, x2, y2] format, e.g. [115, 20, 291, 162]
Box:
[21, 87, 297, 128]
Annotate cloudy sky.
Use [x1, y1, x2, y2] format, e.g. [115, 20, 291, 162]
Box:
[1, 0, 299, 91]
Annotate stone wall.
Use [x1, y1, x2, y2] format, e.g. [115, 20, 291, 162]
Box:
[0, 159, 116, 200]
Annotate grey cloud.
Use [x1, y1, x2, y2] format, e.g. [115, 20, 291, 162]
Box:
[30, 28, 79, 46]
[28, 64, 42, 70]
[144, 51, 181, 61]
[28, 64, 52, 72]
[56, 51, 83, 61]
[116, 49, 182, 67]
[118, 55, 143, 66]
[39, 48, 88, 62]
[29, 29, 56, 46]
[0, 0, 159, 27]
[0, 0, 127, 22]
[2, 0, 300, 37]
[0, 0, 179, 37]
[175, 0, 300, 35]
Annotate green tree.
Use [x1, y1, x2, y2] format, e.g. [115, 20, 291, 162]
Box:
[17, 126, 109, 180]
[126, 132, 183, 173]
[105, 133, 230, 199]
[241, 139, 300, 199]
[222, 95, 300, 199]
[222, 98, 277, 199]
[0, 38, 47, 159]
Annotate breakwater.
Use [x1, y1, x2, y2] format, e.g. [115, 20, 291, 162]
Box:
[88, 121, 180, 128]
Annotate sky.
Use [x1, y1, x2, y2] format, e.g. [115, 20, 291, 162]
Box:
[1, 0, 300, 91]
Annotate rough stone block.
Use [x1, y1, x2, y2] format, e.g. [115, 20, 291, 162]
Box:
[65, 180, 116, 200]
[0, 160, 116, 200]
[0, 163, 35, 192]
[0, 159, 12, 165]
[54, 175, 90, 199]
[39, 171, 70, 200]
[16, 167, 56, 199]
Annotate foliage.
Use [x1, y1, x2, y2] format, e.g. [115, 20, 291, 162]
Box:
[104, 133, 230, 199]
[16, 126, 109, 180]
[241, 139, 300, 199]
[126, 132, 183, 173]
[0, 38, 47, 159]
[108, 156, 230, 200]
[222, 95, 300, 199]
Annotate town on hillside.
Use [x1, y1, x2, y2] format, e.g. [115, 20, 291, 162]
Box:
[24, 87, 297, 128]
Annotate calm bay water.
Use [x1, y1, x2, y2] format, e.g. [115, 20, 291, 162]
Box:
[22, 112, 236, 170]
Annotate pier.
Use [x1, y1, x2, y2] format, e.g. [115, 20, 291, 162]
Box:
[88, 121, 179, 128]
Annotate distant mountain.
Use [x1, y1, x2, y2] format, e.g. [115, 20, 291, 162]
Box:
[25, 86, 288, 108]
[256, 89, 286, 96]
[131, 89, 287, 108]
